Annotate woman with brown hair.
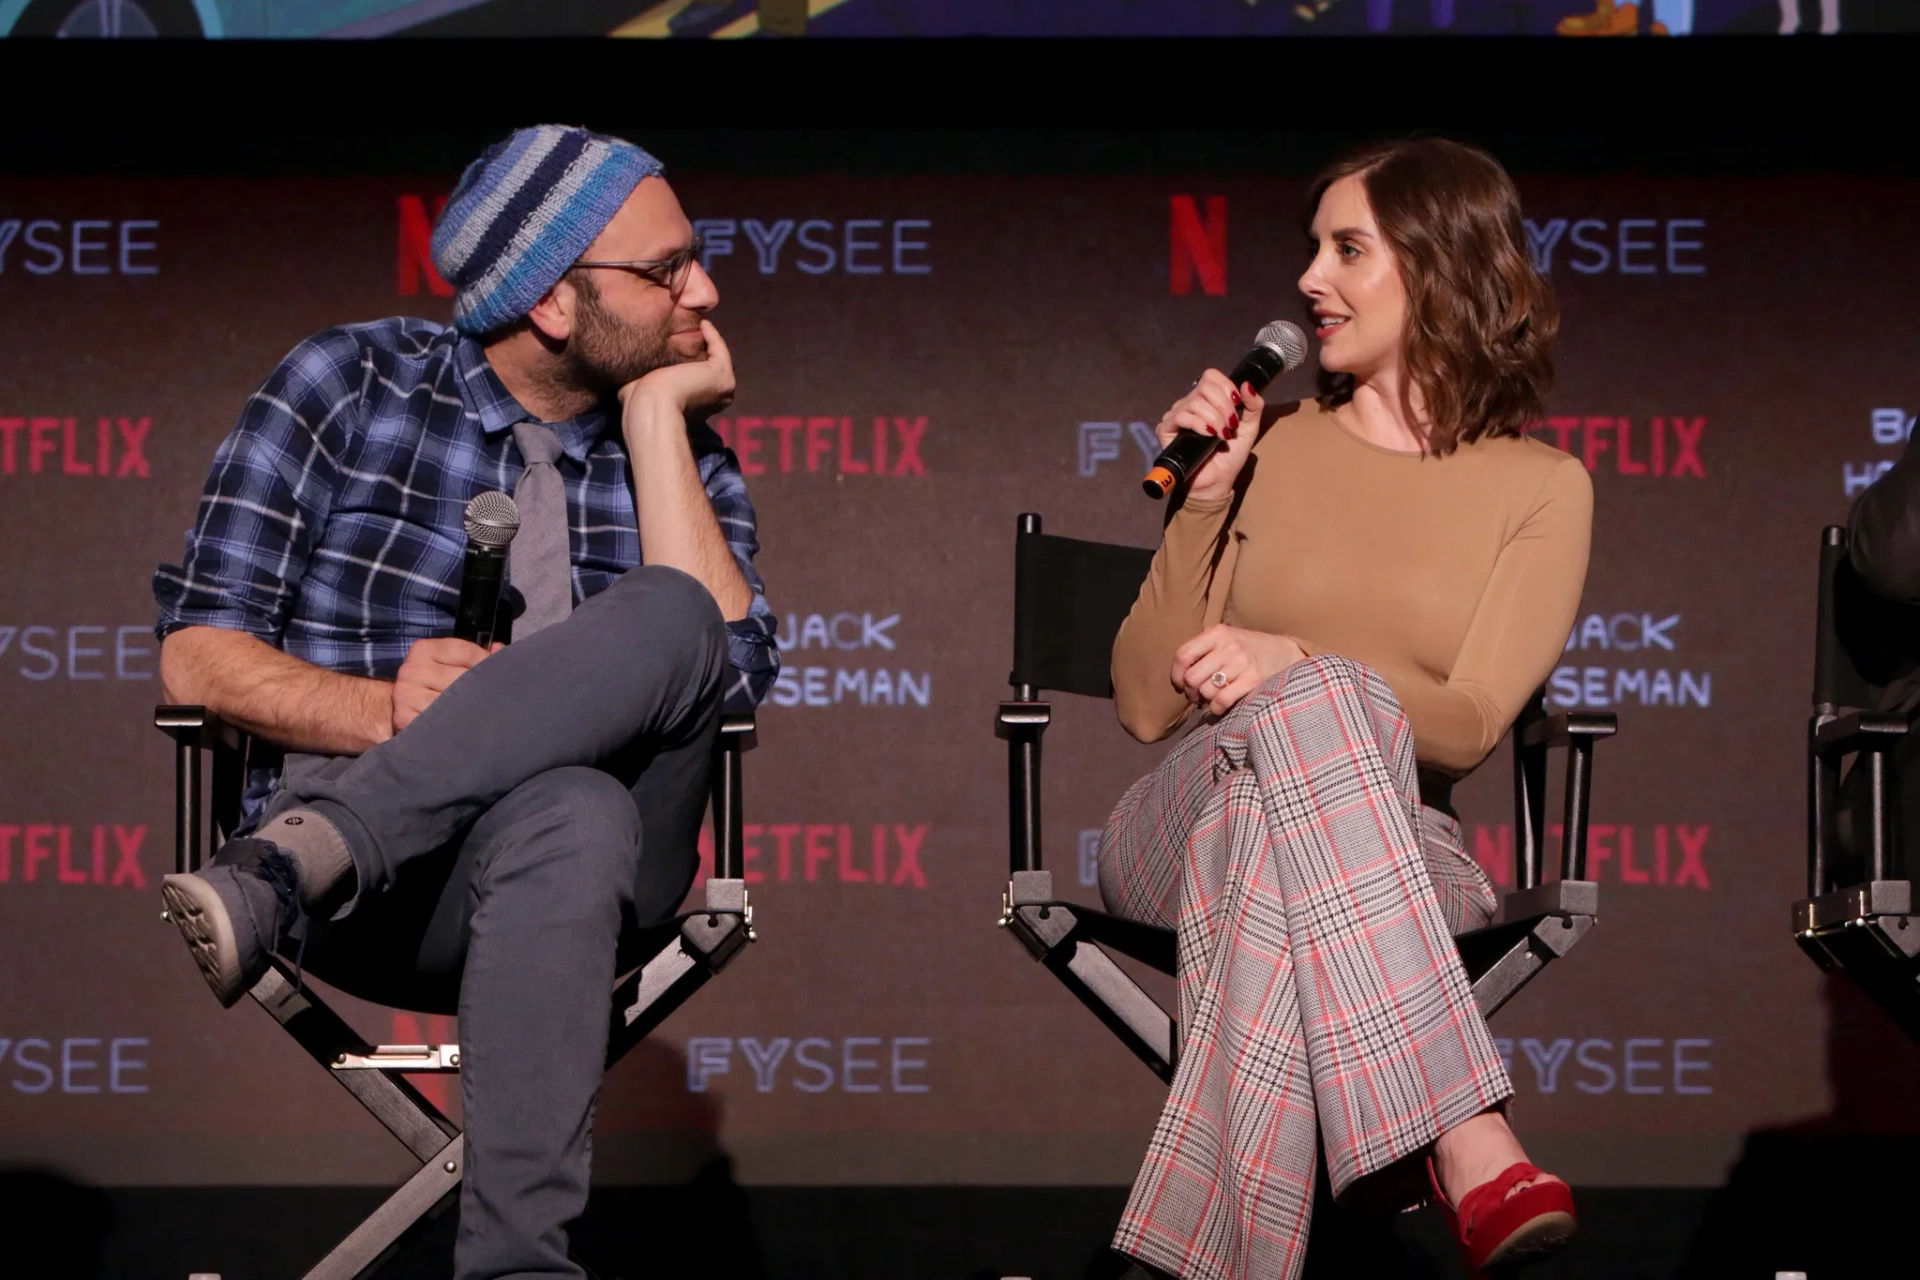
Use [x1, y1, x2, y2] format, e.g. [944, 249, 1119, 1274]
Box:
[1102, 137, 1591, 1280]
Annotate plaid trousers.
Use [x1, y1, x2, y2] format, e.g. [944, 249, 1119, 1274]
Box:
[1098, 655, 1512, 1280]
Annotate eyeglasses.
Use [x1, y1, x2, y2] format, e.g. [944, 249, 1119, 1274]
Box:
[572, 234, 705, 301]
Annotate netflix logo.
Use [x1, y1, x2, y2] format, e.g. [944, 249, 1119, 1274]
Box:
[696, 822, 929, 889]
[397, 195, 452, 297]
[393, 1012, 457, 1112]
[1170, 195, 1226, 297]
[0, 824, 148, 888]
[710, 415, 927, 477]
[1473, 822, 1709, 890]
[0, 416, 150, 477]
[1528, 416, 1705, 478]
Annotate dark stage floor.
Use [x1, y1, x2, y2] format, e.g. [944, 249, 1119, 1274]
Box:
[8, 1165, 1912, 1279]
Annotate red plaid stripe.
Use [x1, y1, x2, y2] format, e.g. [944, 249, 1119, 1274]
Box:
[1098, 656, 1509, 1280]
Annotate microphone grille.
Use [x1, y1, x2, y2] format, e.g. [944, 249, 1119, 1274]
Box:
[463, 491, 521, 548]
[1255, 320, 1309, 371]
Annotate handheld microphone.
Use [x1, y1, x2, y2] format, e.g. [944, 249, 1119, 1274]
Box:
[1143, 320, 1309, 500]
[454, 491, 520, 646]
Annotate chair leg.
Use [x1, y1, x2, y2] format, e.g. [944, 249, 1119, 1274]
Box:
[1468, 915, 1593, 1018]
[249, 964, 457, 1162]
[253, 887, 753, 1274]
[300, 1134, 464, 1280]
[606, 881, 754, 1067]
[1006, 899, 1178, 1082]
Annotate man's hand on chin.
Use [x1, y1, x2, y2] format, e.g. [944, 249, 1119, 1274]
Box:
[617, 319, 736, 433]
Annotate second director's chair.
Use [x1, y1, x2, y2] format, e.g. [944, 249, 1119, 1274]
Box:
[156, 705, 758, 1280]
[993, 513, 1616, 1084]
[1796, 524, 1920, 1042]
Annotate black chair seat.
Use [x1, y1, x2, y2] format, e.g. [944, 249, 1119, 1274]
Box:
[1022, 875, 1601, 1030]
[1055, 903, 1178, 974]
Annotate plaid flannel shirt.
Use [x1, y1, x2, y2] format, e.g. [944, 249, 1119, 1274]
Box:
[154, 318, 778, 813]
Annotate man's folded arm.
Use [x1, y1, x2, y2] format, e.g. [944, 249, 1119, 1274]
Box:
[695, 424, 781, 710]
[153, 329, 376, 749]
[160, 626, 393, 754]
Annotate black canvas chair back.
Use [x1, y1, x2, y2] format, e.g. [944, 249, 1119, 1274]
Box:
[1814, 525, 1920, 717]
[1797, 526, 1920, 1042]
[157, 707, 757, 1280]
[1011, 517, 1157, 699]
[995, 512, 1615, 1084]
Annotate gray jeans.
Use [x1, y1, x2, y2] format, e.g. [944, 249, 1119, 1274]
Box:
[272, 565, 728, 1280]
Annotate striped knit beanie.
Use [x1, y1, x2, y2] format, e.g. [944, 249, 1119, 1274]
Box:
[432, 125, 664, 336]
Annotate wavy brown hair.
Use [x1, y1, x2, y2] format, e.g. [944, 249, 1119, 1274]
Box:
[1305, 138, 1557, 456]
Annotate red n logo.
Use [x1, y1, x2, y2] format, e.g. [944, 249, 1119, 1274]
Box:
[397, 195, 454, 297]
[1169, 195, 1227, 296]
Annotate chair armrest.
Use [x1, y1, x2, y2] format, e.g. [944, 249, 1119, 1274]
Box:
[709, 713, 756, 882]
[154, 704, 247, 755]
[156, 705, 253, 876]
[1815, 710, 1908, 755]
[1520, 711, 1618, 750]
[1496, 879, 1599, 925]
[994, 700, 1051, 742]
[1513, 709, 1618, 887]
[719, 711, 758, 754]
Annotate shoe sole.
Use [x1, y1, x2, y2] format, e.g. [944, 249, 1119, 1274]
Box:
[1481, 1209, 1576, 1270]
[161, 873, 250, 1008]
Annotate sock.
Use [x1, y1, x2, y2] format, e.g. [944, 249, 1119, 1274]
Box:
[255, 808, 356, 911]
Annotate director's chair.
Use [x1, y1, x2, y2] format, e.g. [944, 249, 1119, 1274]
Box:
[993, 513, 1616, 1084]
[156, 706, 758, 1280]
[1795, 525, 1920, 1042]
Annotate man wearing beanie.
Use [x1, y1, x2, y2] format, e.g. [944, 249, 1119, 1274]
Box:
[151, 125, 777, 1278]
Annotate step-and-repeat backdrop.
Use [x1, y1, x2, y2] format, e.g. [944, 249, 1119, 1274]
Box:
[0, 160, 1915, 1189]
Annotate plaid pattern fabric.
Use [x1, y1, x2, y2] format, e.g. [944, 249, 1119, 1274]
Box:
[154, 319, 778, 816]
[1098, 656, 1508, 1280]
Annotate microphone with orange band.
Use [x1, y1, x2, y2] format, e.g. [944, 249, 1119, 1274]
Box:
[1143, 320, 1309, 500]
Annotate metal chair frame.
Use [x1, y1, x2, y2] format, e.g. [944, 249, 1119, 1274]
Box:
[157, 705, 758, 1280]
[1794, 525, 1920, 1041]
[992, 513, 1615, 1083]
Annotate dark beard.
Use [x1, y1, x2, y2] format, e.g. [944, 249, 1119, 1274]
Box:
[560, 270, 681, 402]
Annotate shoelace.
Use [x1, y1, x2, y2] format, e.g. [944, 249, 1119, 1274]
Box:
[252, 848, 311, 994]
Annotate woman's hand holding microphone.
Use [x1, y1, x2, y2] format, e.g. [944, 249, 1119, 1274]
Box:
[1156, 367, 1263, 504]
[1158, 370, 1306, 714]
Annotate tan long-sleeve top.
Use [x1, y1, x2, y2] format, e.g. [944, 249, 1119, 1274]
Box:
[1113, 398, 1593, 776]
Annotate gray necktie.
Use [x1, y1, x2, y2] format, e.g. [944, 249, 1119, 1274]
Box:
[510, 420, 572, 637]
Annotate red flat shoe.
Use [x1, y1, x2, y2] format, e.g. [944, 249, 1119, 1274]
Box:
[1428, 1158, 1576, 1274]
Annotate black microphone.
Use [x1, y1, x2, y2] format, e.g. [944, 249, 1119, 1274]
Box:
[453, 491, 520, 646]
[1143, 320, 1309, 499]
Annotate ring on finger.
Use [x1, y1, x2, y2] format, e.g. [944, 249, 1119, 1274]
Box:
[1210, 670, 1229, 689]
